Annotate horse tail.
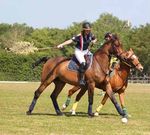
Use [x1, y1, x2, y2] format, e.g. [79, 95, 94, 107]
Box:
[32, 56, 49, 69]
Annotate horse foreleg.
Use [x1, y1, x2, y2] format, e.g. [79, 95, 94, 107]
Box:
[51, 79, 66, 115]
[95, 93, 108, 116]
[71, 87, 87, 115]
[88, 83, 95, 117]
[62, 86, 80, 110]
[105, 82, 126, 118]
[119, 92, 129, 118]
[119, 92, 125, 108]
[68, 86, 81, 97]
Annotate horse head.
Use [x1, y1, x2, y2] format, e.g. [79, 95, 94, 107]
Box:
[122, 48, 143, 72]
[105, 34, 125, 60]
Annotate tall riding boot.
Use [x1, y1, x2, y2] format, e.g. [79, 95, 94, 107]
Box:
[79, 62, 86, 86]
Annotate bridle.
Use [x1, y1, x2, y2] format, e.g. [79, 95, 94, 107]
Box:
[123, 52, 141, 69]
[110, 38, 141, 69]
[111, 39, 126, 60]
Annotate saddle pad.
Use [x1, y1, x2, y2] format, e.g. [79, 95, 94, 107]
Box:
[68, 59, 79, 72]
[67, 54, 93, 72]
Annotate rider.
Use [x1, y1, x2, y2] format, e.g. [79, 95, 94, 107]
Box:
[57, 22, 97, 85]
[98, 32, 118, 96]
[104, 32, 119, 71]
[99, 32, 113, 46]
[104, 32, 113, 41]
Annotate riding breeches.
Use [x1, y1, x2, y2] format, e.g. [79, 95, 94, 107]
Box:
[75, 48, 92, 64]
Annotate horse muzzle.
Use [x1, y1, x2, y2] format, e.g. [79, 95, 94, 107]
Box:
[139, 67, 144, 72]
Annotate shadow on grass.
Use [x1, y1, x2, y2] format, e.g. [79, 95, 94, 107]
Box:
[64, 111, 88, 117]
[27, 112, 118, 118]
[99, 113, 118, 116]
[26, 112, 58, 116]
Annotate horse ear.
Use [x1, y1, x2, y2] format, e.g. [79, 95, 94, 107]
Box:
[130, 48, 133, 51]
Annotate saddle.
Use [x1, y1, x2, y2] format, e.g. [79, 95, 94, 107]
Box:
[68, 54, 93, 72]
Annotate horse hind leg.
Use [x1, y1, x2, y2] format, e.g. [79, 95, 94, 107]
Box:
[26, 75, 55, 115]
[94, 93, 108, 116]
[50, 79, 66, 116]
[62, 86, 80, 111]
[71, 86, 87, 115]
[26, 88, 41, 115]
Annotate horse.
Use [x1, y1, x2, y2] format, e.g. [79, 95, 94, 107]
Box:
[61, 48, 143, 117]
[26, 35, 128, 117]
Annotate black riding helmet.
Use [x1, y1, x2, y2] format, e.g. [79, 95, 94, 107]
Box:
[82, 22, 91, 30]
[104, 32, 112, 39]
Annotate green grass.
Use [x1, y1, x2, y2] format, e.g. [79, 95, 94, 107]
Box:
[0, 83, 150, 135]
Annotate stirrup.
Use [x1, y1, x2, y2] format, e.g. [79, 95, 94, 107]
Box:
[79, 79, 86, 86]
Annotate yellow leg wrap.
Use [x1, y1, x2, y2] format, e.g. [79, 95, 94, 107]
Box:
[96, 104, 103, 112]
[72, 101, 79, 111]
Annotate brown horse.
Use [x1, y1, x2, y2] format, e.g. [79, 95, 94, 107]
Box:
[27, 35, 127, 117]
[61, 48, 143, 116]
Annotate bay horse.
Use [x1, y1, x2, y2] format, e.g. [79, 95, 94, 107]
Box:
[27, 35, 127, 117]
[61, 48, 143, 117]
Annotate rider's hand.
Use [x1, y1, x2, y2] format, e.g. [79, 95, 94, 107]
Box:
[57, 44, 64, 49]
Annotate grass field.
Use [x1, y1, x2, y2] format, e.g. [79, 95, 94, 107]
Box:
[0, 82, 150, 135]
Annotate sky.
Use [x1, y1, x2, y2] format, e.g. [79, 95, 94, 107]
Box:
[0, 0, 150, 28]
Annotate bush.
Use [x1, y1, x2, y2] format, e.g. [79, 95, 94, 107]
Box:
[0, 49, 44, 81]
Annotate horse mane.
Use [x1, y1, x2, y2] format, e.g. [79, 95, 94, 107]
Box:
[112, 34, 123, 48]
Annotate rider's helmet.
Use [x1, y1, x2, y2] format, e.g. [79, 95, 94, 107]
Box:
[104, 32, 113, 40]
[82, 22, 91, 31]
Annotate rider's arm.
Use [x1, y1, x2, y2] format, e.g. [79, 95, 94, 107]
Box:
[57, 39, 73, 48]
[92, 38, 97, 44]
[57, 33, 81, 48]
[91, 38, 97, 48]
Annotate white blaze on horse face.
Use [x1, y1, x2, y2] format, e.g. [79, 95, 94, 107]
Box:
[132, 54, 137, 59]
[131, 54, 143, 71]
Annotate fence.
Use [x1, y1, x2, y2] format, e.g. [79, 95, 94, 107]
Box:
[128, 76, 150, 83]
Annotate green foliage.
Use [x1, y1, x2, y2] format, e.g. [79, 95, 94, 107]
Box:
[0, 23, 11, 35]
[27, 28, 67, 48]
[92, 13, 132, 50]
[0, 13, 150, 80]
[0, 23, 33, 48]
[0, 49, 41, 81]
[129, 24, 150, 73]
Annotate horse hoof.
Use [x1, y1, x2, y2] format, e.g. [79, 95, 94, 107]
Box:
[121, 117, 128, 124]
[62, 104, 67, 111]
[26, 111, 32, 115]
[71, 110, 76, 115]
[88, 113, 94, 118]
[94, 112, 99, 117]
